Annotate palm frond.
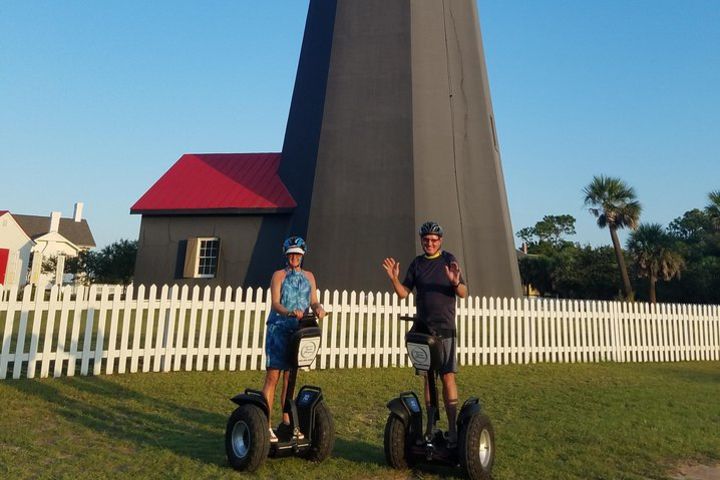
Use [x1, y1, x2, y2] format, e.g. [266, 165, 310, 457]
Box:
[583, 175, 641, 231]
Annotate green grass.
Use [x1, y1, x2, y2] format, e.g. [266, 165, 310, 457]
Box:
[1, 362, 719, 479]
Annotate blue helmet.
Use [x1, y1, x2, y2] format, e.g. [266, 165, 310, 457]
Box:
[419, 221, 443, 237]
[283, 236, 307, 255]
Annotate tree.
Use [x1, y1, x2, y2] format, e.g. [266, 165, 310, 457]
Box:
[551, 245, 622, 300]
[85, 240, 138, 285]
[516, 215, 576, 248]
[518, 254, 553, 296]
[706, 190, 720, 231]
[627, 224, 684, 303]
[583, 175, 641, 301]
[668, 208, 713, 243]
[664, 206, 720, 304]
[40, 253, 89, 285]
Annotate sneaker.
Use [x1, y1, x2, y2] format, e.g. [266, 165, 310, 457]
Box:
[293, 427, 305, 440]
[444, 431, 458, 449]
[269, 428, 278, 443]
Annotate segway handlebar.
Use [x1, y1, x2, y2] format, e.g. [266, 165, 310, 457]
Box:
[300, 310, 331, 321]
[297, 310, 330, 330]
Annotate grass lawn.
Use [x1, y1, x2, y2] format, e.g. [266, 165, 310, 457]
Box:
[1, 362, 719, 479]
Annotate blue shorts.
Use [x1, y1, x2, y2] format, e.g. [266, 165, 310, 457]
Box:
[265, 312, 299, 370]
[411, 323, 458, 375]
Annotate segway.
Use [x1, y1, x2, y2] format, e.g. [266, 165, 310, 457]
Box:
[384, 316, 495, 480]
[225, 312, 335, 472]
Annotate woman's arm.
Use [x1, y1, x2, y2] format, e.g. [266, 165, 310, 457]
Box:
[306, 271, 326, 319]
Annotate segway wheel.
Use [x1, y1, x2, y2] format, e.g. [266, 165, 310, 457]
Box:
[225, 404, 270, 472]
[303, 400, 335, 462]
[383, 414, 411, 469]
[458, 412, 495, 480]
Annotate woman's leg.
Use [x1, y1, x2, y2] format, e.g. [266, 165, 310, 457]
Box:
[280, 370, 291, 424]
[262, 368, 281, 425]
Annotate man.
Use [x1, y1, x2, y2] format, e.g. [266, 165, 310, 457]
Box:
[382, 221, 468, 446]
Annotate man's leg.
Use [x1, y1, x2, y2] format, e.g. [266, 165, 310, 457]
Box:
[442, 372, 459, 441]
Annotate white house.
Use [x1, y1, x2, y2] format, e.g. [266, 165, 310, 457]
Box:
[0, 203, 96, 287]
[0, 210, 34, 287]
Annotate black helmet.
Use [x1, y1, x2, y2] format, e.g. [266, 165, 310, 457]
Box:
[283, 236, 307, 255]
[419, 221, 443, 237]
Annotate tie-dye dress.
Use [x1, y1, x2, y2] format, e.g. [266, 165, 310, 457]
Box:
[265, 268, 311, 370]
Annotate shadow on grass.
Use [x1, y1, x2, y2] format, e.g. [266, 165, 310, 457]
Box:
[663, 365, 720, 385]
[332, 437, 465, 479]
[333, 437, 384, 465]
[6, 375, 227, 467]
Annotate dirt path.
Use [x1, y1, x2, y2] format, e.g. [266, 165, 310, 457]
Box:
[672, 463, 720, 480]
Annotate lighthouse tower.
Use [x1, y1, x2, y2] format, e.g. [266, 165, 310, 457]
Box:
[267, 0, 521, 296]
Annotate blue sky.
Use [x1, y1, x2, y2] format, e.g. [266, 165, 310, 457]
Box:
[2, 1, 719, 249]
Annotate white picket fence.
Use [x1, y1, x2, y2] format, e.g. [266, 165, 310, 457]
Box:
[0, 283, 719, 380]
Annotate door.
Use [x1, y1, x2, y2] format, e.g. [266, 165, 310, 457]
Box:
[0, 248, 9, 285]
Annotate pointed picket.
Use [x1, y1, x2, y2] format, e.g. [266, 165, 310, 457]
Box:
[68, 285, 87, 376]
[347, 290, 359, 368]
[130, 285, 146, 373]
[118, 285, 135, 374]
[0, 286, 19, 379]
[228, 287, 243, 371]
[252, 287, 267, 371]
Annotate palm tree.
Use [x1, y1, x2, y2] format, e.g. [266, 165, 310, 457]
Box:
[627, 223, 685, 303]
[583, 175, 641, 300]
[706, 190, 720, 231]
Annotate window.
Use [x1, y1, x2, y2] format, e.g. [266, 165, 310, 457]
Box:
[197, 238, 219, 277]
[182, 237, 220, 279]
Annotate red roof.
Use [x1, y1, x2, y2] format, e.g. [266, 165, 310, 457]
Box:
[0, 211, 7, 216]
[131, 153, 296, 214]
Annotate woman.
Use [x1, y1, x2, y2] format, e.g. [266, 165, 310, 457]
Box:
[262, 236, 325, 442]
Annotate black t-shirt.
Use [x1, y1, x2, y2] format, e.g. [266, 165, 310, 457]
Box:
[402, 250, 464, 334]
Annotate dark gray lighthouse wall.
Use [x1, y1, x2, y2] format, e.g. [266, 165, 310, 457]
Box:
[300, 0, 417, 293]
[281, 0, 519, 295]
[234, 0, 521, 296]
[409, 0, 522, 298]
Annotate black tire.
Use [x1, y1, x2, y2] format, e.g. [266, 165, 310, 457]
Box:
[458, 412, 495, 480]
[384, 414, 410, 469]
[225, 405, 270, 472]
[303, 400, 335, 462]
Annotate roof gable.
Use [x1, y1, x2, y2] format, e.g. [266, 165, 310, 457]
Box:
[33, 230, 80, 249]
[0, 212, 33, 243]
[130, 153, 296, 215]
[12, 214, 96, 247]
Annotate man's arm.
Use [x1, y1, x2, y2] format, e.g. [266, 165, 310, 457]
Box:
[453, 282, 468, 299]
[445, 261, 468, 299]
[382, 257, 410, 299]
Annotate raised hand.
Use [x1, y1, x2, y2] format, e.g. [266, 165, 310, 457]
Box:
[382, 257, 400, 281]
[445, 261, 462, 286]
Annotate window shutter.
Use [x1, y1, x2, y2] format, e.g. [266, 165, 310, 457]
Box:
[183, 238, 199, 278]
[174, 240, 187, 279]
